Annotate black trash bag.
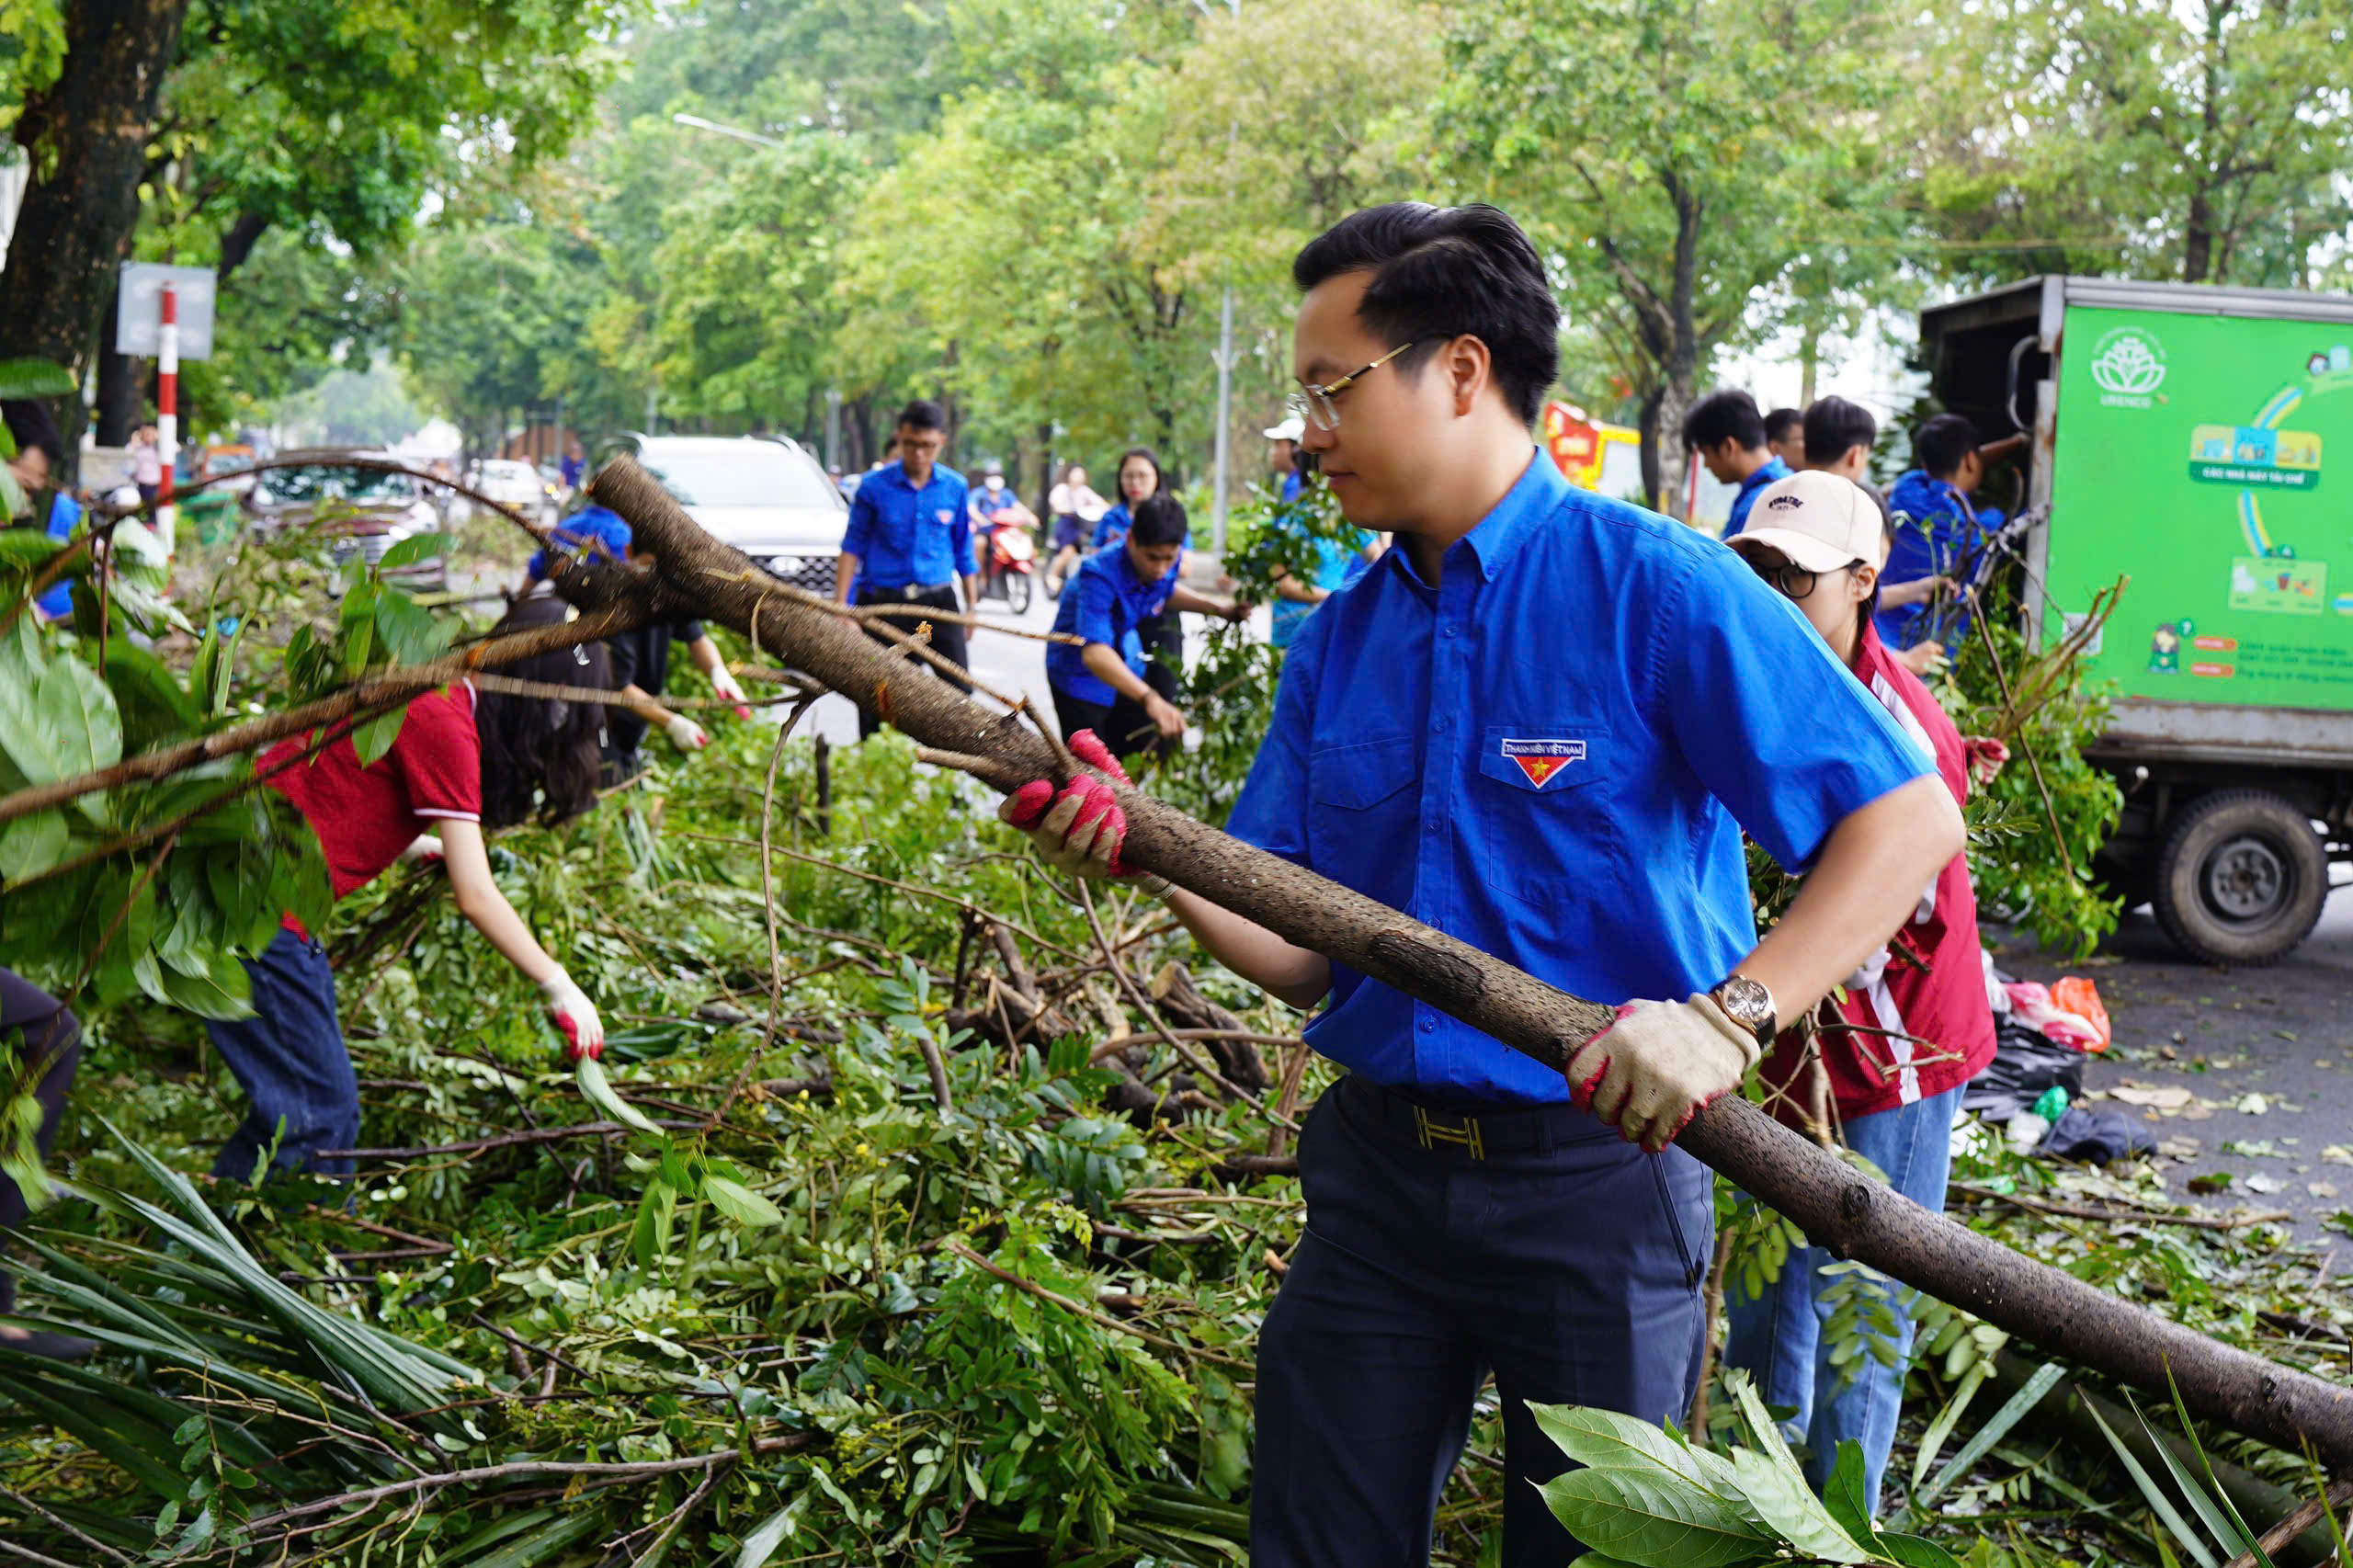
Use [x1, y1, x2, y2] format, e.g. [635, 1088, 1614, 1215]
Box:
[1960, 1021, 2087, 1122]
[2039, 1106, 2157, 1165]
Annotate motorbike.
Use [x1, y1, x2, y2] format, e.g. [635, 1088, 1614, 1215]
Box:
[977, 511, 1037, 613]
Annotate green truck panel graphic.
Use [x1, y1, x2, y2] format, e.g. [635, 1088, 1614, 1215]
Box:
[2050, 305, 2353, 710]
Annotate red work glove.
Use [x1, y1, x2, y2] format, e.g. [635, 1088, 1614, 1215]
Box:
[1563, 995, 1759, 1153]
[997, 729, 1174, 897]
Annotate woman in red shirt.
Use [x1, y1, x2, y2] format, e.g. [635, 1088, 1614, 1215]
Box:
[1720, 471, 1998, 1517]
[207, 614, 608, 1187]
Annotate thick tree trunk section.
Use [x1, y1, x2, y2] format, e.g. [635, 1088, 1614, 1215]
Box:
[94, 285, 142, 446]
[0, 0, 194, 390]
[573, 455, 2353, 1470]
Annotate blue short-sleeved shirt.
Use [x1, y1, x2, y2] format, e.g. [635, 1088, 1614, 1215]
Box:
[527, 503, 632, 581]
[34, 492, 81, 621]
[1046, 542, 1180, 705]
[1226, 451, 1933, 1106]
[1281, 469, 1304, 504]
[1879, 470, 2004, 649]
[1721, 454, 1792, 539]
[1093, 502, 1132, 550]
[841, 460, 973, 589]
[1269, 518, 1374, 650]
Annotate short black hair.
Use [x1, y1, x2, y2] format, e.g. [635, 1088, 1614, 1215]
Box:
[1765, 406, 1802, 446]
[1129, 493, 1188, 549]
[1915, 413, 1979, 479]
[1682, 389, 1768, 453]
[2, 400, 63, 470]
[1803, 396, 1877, 466]
[1291, 202, 1560, 426]
[895, 399, 947, 433]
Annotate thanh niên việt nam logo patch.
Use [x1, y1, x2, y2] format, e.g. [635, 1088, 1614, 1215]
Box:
[1499, 736, 1587, 788]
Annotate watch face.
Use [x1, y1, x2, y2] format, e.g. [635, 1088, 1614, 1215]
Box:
[1715, 977, 1774, 1037]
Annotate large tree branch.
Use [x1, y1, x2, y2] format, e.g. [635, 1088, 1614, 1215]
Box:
[569, 456, 2353, 1471]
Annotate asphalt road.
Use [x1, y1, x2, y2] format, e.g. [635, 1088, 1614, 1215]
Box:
[1998, 885, 2353, 1253]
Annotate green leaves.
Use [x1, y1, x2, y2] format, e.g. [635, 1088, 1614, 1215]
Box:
[701, 1173, 784, 1229]
[1527, 1373, 1980, 1568]
[577, 1053, 665, 1134]
[1540, 1466, 1771, 1567]
[0, 357, 75, 400]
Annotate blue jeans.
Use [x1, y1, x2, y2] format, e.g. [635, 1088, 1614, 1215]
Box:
[1251, 1075, 1711, 1567]
[202, 928, 358, 1182]
[1722, 1084, 1961, 1519]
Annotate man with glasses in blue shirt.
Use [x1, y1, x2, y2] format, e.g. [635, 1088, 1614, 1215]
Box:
[997, 201, 1962, 1564]
[835, 399, 980, 739]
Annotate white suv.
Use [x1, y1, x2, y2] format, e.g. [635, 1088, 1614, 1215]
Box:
[628, 435, 847, 593]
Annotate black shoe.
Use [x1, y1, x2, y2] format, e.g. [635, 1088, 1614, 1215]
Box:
[0, 1325, 98, 1361]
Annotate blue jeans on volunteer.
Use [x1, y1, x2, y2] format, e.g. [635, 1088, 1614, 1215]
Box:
[1226, 449, 1932, 1564]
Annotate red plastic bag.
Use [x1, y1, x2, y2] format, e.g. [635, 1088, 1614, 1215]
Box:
[2049, 976, 2111, 1052]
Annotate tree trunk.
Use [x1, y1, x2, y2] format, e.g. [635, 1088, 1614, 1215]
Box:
[0, 0, 195, 393]
[216, 211, 270, 282]
[567, 455, 2353, 1471]
[94, 284, 142, 446]
[1635, 384, 1665, 514]
[2183, 187, 2216, 285]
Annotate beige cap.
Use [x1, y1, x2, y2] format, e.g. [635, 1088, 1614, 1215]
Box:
[1728, 471, 1883, 573]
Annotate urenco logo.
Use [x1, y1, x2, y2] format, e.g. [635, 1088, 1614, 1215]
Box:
[1499, 736, 1586, 788]
[2089, 327, 2167, 407]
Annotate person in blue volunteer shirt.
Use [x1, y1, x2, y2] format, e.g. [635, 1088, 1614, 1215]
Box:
[997, 202, 1961, 1565]
[4, 400, 82, 623]
[1090, 447, 1167, 550]
[1684, 388, 1790, 538]
[1879, 412, 2023, 655]
[1046, 494, 1246, 762]
[1266, 470, 1377, 652]
[1267, 414, 1307, 503]
[1088, 448, 1192, 714]
[835, 399, 978, 740]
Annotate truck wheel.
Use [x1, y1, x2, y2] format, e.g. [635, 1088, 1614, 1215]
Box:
[2152, 790, 2327, 966]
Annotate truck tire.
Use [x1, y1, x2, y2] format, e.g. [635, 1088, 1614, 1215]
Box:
[2151, 790, 2327, 966]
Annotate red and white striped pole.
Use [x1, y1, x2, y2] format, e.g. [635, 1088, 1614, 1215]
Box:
[156, 281, 179, 556]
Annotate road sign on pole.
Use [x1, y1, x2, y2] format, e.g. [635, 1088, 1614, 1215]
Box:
[115, 263, 217, 361]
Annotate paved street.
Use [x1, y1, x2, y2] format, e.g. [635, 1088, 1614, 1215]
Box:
[2000, 886, 2353, 1252]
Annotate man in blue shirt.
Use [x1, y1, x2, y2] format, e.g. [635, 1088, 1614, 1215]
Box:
[1266, 414, 1306, 503]
[1046, 494, 1248, 761]
[4, 400, 81, 623]
[835, 400, 979, 739]
[997, 202, 1961, 1564]
[1880, 413, 2018, 654]
[1685, 388, 1790, 538]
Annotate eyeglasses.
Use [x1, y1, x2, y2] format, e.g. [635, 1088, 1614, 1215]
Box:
[1762, 560, 1863, 601]
[1287, 336, 1444, 432]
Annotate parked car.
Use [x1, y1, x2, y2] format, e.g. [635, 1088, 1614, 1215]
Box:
[244, 452, 447, 591]
[469, 458, 561, 524]
[203, 443, 258, 497]
[626, 434, 847, 594]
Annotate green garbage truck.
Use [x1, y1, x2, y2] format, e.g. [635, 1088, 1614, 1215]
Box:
[1919, 276, 2353, 965]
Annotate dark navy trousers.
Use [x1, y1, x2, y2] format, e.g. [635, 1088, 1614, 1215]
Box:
[1250, 1074, 1712, 1566]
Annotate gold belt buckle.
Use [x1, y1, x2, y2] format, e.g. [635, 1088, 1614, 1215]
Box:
[1412, 1104, 1486, 1160]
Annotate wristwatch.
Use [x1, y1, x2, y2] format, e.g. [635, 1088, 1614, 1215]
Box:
[1709, 974, 1778, 1046]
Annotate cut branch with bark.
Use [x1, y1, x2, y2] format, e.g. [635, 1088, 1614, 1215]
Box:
[574, 455, 2353, 1468]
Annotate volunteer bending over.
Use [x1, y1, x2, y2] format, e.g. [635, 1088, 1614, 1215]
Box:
[209, 677, 606, 1185]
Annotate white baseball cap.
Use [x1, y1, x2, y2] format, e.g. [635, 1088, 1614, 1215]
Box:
[1263, 416, 1306, 443]
[1727, 471, 1884, 574]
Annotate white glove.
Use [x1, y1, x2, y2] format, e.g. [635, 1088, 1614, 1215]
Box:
[709, 663, 751, 717]
[540, 967, 605, 1061]
[1845, 947, 1891, 992]
[1564, 994, 1760, 1153]
[664, 713, 710, 752]
[398, 832, 444, 865]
